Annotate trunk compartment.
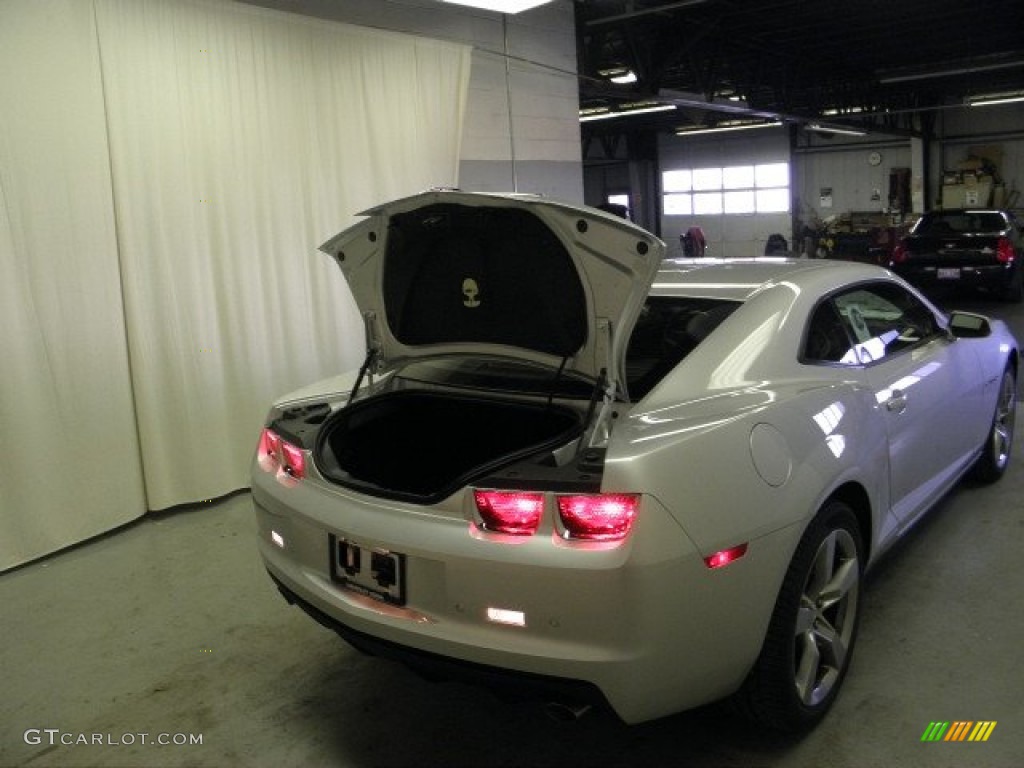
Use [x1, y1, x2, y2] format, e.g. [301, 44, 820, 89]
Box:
[314, 390, 585, 503]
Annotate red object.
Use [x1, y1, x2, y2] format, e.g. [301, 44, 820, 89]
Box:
[890, 239, 909, 264]
[996, 237, 1015, 264]
[557, 494, 639, 541]
[704, 543, 748, 569]
[280, 441, 306, 479]
[474, 490, 545, 535]
[258, 428, 305, 480]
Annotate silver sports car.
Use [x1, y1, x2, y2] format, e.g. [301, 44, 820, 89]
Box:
[253, 191, 1017, 731]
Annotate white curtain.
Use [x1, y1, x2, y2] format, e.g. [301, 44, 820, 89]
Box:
[0, 1, 148, 569]
[0, 0, 471, 569]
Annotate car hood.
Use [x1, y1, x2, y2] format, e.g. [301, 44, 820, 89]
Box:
[319, 190, 664, 392]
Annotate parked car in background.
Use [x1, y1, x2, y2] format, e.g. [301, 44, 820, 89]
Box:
[253, 191, 1018, 733]
[888, 208, 1024, 301]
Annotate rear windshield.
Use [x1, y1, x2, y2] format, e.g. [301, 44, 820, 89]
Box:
[626, 296, 741, 399]
[913, 211, 1007, 236]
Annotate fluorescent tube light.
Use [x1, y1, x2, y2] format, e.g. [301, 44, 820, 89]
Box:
[806, 123, 868, 137]
[611, 71, 638, 84]
[675, 121, 780, 136]
[439, 0, 554, 12]
[879, 59, 1024, 84]
[598, 67, 638, 84]
[968, 94, 1024, 107]
[580, 103, 676, 122]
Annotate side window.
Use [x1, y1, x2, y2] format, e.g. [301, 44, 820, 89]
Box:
[803, 301, 853, 364]
[832, 282, 940, 364]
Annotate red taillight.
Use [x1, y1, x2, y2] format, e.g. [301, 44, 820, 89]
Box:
[257, 427, 305, 481]
[704, 543, 748, 569]
[258, 428, 282, 471]
[280, 441, 306, 479]
[890, 239, 909, 264]
[474, 490, 545, 535]
[557, 494, 639, 541]
[996, 237, 1015, 264]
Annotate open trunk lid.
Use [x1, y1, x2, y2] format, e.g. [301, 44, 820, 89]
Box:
[319, 191, 665, 394]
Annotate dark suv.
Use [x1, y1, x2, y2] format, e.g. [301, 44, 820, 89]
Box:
[889, 209, 1023, 302]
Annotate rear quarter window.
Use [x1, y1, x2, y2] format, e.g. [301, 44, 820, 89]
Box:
[626, 297, 741, 398]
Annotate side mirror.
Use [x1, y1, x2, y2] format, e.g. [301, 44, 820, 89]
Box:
[947, 311, 992, 339]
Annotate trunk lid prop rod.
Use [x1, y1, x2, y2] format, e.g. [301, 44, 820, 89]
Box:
[347, 348, 378, 406]
[545, 355, 571, 408]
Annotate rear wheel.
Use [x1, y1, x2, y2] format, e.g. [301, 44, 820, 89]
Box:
[735, 501, 863, 732]
[969, 365, 1016, 483]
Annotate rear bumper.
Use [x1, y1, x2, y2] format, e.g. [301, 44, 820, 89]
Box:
[267, 569, 607, 711]
[251, 468, 788, 724]
[891, 262, 1017, 293]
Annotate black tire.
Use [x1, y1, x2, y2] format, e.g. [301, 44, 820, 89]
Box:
[735, 501, 863, 733]
[969, 365, 1016, 483]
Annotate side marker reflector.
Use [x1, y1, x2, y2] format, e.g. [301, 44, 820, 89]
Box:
[704, 543, 748, 569]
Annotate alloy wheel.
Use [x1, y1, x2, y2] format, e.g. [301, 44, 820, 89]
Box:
[991, 371, 1016, 471]
[793, 528, 860, 707]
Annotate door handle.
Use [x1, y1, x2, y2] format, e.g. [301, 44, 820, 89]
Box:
[885, 389, 907, 414]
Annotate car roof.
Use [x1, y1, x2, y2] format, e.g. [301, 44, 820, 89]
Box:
[650, 257, 891, 302]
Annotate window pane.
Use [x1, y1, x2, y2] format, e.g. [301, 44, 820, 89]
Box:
[663, 170, 692, 192]
[755, 162, 789, 188]
[693, 192, 723, 214]
[664, 193, 692, 215]
[756, 188, 790, 213]
[832, 283, 940, 364]
[607, 194, 629, 208]
[724, 190, 755, 214]
[692, 168, 722, 191]
[722, 166, 754, 190]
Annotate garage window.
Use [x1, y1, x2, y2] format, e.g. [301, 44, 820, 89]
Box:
[663, 163, 790, 216]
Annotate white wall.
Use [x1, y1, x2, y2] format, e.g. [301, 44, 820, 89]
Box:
[240, 0, 583, 202]
[794, 137, 913, 221]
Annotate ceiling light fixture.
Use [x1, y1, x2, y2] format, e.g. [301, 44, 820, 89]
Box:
[598, 67, 639, 85]
[878, 59, 1024, 84]
[806, 123, 868, 137]
[968, 93, 1024, 107]
[580, 103, 676, 122]
[675, 120, 781, 136]
[821, 106, 864, 116]
[438, 0, 555, 13]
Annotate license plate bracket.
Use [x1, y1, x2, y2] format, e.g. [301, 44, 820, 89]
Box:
[329, 535, 406, 606]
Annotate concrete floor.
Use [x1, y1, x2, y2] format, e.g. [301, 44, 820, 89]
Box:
[4, 288, 1024, 768]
